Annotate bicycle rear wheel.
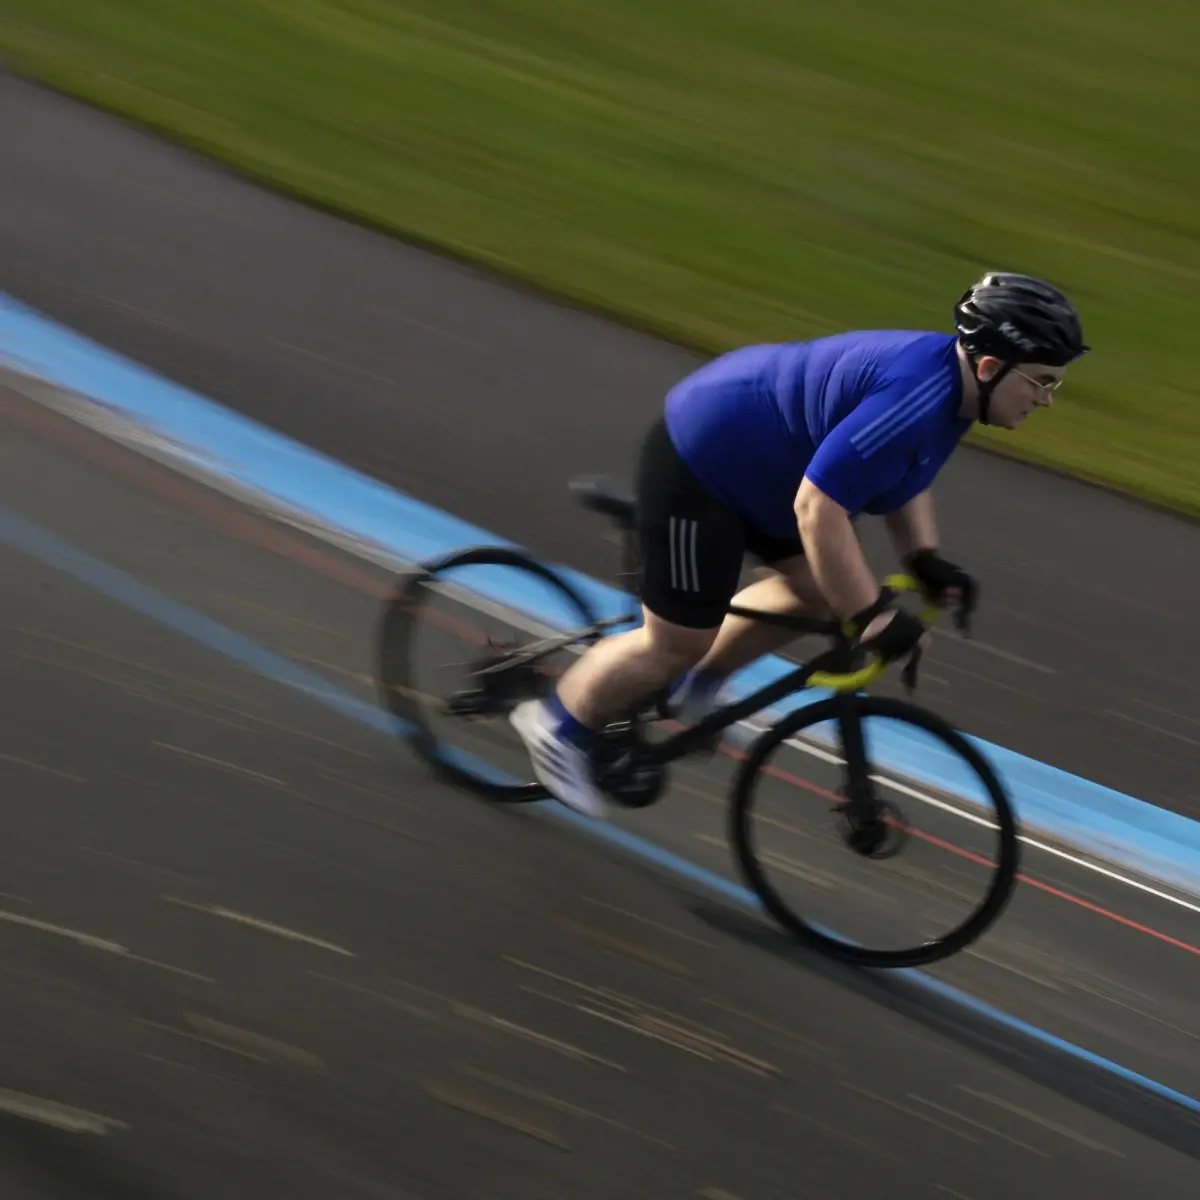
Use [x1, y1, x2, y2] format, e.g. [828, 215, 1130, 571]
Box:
[729, 694, 1019, 968]
[377, 546, 601, 800]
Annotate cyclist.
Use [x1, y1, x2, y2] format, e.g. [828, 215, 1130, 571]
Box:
[511, 272, 1088, 819]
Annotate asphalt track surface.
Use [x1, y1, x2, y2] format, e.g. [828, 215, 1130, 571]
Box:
[1, 372, 1200, 1197]
[1, 68, 1200, 1197]
[3, 73, 1200, 819]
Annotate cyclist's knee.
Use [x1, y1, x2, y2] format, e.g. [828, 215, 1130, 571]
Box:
[639, 608, 718, 676]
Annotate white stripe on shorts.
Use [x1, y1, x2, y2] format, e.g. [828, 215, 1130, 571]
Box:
[669, 516, 700, 592]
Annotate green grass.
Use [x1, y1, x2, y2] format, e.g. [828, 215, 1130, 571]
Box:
[4, 1, 1200, 513]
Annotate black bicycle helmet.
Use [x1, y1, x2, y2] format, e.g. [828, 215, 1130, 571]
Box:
[955, 272, 1089, 367]
[954, 272, 1088, 425]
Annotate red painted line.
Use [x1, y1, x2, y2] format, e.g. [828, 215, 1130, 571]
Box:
[915, 825, 1200, 956]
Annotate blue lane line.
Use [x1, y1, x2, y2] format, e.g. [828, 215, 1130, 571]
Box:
[2, 500, 1197, 1120]
[2, 291, 1199, 897]
[0, 506, 399, 738]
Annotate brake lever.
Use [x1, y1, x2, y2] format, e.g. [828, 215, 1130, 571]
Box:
[953, 582, 978, 637]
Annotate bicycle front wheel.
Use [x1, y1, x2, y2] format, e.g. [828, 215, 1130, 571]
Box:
[730, 694, 1019, 968]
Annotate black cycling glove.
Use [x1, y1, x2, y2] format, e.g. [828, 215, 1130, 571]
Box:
[905, 549, 978, 633]
[850, 603, 927, 663]
[848, 586, 923, 653]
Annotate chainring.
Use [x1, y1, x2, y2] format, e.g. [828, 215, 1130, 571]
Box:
[591, 720, 668, 809]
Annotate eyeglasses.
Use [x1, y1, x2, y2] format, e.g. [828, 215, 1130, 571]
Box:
[1012, 367, 1063, 395]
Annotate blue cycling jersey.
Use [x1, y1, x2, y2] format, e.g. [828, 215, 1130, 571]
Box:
[663, 330, 972, 539]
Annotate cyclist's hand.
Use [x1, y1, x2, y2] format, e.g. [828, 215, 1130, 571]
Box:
[858, 607, 928, 663]
[905, 549, 978, 633]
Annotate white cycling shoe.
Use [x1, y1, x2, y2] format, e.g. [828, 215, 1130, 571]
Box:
[509, 699, 611, 820]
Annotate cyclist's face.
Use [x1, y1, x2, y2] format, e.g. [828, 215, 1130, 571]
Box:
[980, 359, 1066, 429]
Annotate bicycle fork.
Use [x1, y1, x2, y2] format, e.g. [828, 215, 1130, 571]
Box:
[832, 692, 908, 859]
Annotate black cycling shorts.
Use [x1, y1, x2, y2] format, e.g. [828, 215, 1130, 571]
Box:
[634, 418, 805, 629]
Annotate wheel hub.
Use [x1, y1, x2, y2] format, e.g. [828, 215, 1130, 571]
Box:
[834, 798, 912, 859]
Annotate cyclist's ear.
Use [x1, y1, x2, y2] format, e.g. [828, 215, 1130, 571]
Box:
[974, 355, 1005, 383]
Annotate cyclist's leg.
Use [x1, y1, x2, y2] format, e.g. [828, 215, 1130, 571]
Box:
[691, 534, 830, 681]
[668, 532, 830, 724]
[511, 605, 718, 819]
[510, 418, 746, 815]
[554, 415, 748, 726]
[552, 607, 717, 728]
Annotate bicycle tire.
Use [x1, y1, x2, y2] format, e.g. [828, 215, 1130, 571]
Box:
[377, 545, 601, 801]
[729, 694, 1020, 968]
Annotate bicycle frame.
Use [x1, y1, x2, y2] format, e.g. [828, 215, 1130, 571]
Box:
[638, 614, 861, 767]
[491, 597, 864, 768]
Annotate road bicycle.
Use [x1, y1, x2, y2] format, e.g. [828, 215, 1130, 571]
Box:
[377, 475, 1020, 969]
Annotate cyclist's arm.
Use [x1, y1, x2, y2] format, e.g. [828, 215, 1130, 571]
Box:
[794, 481, 877, 622]
[883, 489, 939, 560]
[795, 374, 948, 621]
